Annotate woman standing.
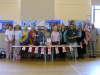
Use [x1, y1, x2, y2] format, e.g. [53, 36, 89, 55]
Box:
[77, 26, 86, 58]
[51, 26, 60, 59]
[84, 24, 92, 57]
[20, 26, 30, 58]
[29, 28, 37, 45]
[13, 25, 22, 60]
[5, 25, 14, 59]
[51, 26, 60, 45]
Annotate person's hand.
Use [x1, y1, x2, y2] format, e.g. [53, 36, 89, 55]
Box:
[69, 37, 73, 39]
[84, 39, 88, 45]
[80, 44, 83, 48]
[9, 40, 14, 43]
[73, 36, 77, 39]
[9, 40, 13, 43]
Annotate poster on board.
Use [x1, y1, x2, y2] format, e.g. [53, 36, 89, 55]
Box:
[0, 20, 13, 33]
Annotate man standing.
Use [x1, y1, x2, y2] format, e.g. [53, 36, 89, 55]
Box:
[90, 24, 98, 58]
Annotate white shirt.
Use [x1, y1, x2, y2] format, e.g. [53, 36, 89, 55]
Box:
[5, 29, 14, 41]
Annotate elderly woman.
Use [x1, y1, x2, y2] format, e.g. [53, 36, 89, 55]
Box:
[51, 26, 60, 59]
[51, 26, 60, 45]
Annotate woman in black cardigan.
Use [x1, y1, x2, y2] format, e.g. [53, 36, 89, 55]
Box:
[77, 26, 86, 59]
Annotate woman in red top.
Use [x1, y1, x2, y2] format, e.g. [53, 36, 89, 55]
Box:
[29, 28, 37, 45]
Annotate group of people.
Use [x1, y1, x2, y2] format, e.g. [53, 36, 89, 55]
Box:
[5, 23, 98, 60]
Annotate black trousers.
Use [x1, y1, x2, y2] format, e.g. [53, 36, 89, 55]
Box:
[77, 43, 86, 58]
[76, 37, 86, 58]
[52, 42, 65, 59]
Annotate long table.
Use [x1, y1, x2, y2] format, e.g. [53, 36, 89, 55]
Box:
[12, 45, 80, 62]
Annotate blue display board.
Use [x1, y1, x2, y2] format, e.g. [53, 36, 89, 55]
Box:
[21, 20, 37, 27]
[0, 20, 13, 33]
[45, 20, 61, 25]
[0, 20, 91, 33]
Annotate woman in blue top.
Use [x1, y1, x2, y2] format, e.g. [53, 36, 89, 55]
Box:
[13, 25, 22, 60]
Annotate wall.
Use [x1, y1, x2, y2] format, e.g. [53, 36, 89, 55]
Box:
[0, 0, 21, 20]
[21, 0, 54, 20]
[21, 0, 92, 20]
[55, 0, 91, 20]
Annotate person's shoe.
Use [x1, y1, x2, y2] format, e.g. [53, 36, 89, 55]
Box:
[89, 56, 96, 58]
[91, 56, 96, 58]
[81, 56, 84, 59]
[77, 56, 81, 59]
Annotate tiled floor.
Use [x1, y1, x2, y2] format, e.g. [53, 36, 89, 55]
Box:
[0, 58, 100, 75]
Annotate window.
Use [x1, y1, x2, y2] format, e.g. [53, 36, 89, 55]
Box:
[93, 6, 100, 28]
